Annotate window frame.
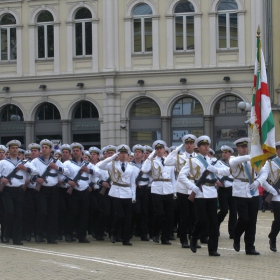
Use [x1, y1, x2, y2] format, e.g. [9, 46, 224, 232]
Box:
[74, 10, 92, 58]
[217, 9, 238, 50]
[0, 14, 17, 62]
[36, 12, 54, 60]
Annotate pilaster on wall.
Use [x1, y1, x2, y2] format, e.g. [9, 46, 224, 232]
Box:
[203, 115, 213, 141]
[62, 120, 71, 144]
[25, 121, 35, 145]
[161, 117, 170, 145]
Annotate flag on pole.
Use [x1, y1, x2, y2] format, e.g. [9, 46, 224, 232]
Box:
[250, 27, 276, 172]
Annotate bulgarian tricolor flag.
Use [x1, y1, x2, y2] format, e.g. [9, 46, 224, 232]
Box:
[250, 27, 276, 172]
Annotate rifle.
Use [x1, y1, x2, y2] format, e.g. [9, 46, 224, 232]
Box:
[99, 177, 111, 196]
[265, 179, 280, 203]
[67, 162, 90, 195]
[35, 158, 59, 192]
[0, 160, 28, 192]
[188, 160, 218, 202]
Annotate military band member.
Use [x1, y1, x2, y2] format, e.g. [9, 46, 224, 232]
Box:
[165, 134, 197, 248]
[0, 140, 35, 245]
[229, 138, 260, 255]
[98, 145, 138, 246]
[215, 145, 237, 239]
[31, 139, 69, 244]
[142, 140, 176, 245]
[256, 141, 280, 252]
[63, 143, 97, 243]
[178, 136, 229, 256]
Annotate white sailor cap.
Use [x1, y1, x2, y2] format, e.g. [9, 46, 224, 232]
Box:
[169, 146, 177, 152]
[70, 142, 84, 152]
[60, 144, 71, 152]
[6, 140, 21, 148]
[152, 140, 167, 150]
[233, 137, 250, 147]
[276, 141, 280, 148]
[143, 145, 153, 153]
[89, 146, 101, 155]
[28, 143, 41, 150]
[117, 144, 131, 154]
[182, 134, 197, 143]
[195, 136, 211, 147]
[18, 148, 25, 154]
[165, 147, 171, 154]
[25, 150, 31, 156]
[209, 148, 215, 155]
[130, 152, 134, 157]
[221, 145, 234, 153]
[84, 150, 91, 157]
[40, 139, 53, 149]
[54, 149, 62, 156]
[101, 147, 106, 154]
[104, 145, 117, 153]
[0, 145, 8, 153]
[132, 144, 145, 153]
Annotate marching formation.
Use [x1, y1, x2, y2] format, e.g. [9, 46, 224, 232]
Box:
[0, 135, 279, 257]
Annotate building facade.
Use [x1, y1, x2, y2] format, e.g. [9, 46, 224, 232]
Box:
[0, 0, 269, 150]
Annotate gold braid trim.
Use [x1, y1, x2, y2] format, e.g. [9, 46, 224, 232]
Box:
[151, 158, 162, 180]
[112, 161, 121, 182]
[269, 160, 280, 185]
[231, 164, 244, 179]
[188, 158, 200, 180]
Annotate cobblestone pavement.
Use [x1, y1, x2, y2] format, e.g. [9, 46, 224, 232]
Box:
[0, 211, 278, 280]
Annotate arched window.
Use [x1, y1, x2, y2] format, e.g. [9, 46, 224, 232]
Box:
[36, 103, 60, 120]
[0, 13, 17, 61]
[37, 11, 54, 58]
[174, 0, 195, 51]
[74, 8, 92, 56]
[217, 0, 238, 49]
[132, 3, 153, 53]
[171, 97, 204, 145]
[73, 101, 99, 119]
[1, 104, 23, 121]
[130, 98, 160, 117]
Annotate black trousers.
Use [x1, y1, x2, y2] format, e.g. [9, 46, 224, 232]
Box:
[23, 188, 37, 237]
[89, 189, 100, 235]
[0, 192, 5, 241]
[192, 198, 219, 252]
[96, 188, 112, 237]
[268, 201, 280, 243]
[111, 197, 132, 243]
[152, 193, 174, 242]
[234, 196, 259, 252]
[217, 186, 237, 237]
[132, 185, 149, 237]
[36, 185, 59, 241]
[177, 192, 195, 243]
[66, 188, 90, 239]
[58, 188, 69, 236]
[2, 186, 24, 243]
[147, 187, 154, 237]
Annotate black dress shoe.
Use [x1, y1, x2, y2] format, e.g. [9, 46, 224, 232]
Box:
[196, 244, 201, 249]
[181, 241, 190, 248]
[161, 241, 171, 245]
[35, 235, 46, 242]
[141, 236, 150, 241]
[115, 237, 123, 242]
[233, 242, 240, 252]
[26, 234, 31, 242]
[190, 237, 197, 253]
[110, 235, 116, 243]
[200, 237, 208, 244]
[246, 249, 260, 255]
[123, 242, 132, 246]
[47, 239, 58, 244]
[269, 240, 277, 252]
[56, 235, 63, 241]
[169, 235, 175, 240]
[95, 236, 105, 241]
[79, 238, 90, 243]
[13, 242, 23, 246]
[152, 236, 159, 243]
[209, 251, 220, 256]
[65, 235, 72, 242]
[2, 237, 9, 243]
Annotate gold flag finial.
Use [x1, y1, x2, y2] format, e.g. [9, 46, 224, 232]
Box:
[257, 26, 261, 38]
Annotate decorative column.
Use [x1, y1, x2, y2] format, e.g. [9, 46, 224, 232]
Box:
[208, 12, 217, 67]
[62, 120, 71, 144]
[166, 14, 174, 69]
[161, 117, 170, 145]
[92, 19, 99, 72]
[152, 15, 160, 69]
[25, 121, 35, 145]
[194, 13, 202, 68]
[53, 22, 60, 74]
[16, 25, 23, 76]
[28, 24, 36, 75]
[238, 11, 246, 66]
[66, 21, 73, 73]
[203, 115, 213, 141]
[124, 17, 132, 70]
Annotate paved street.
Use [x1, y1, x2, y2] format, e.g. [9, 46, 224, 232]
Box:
[0, 211, 278, 280]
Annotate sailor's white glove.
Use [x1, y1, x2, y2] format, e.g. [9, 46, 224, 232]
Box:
[148, 150, 156, 160]
[249, 180, 259, 191]
[176, 144, 183, 152]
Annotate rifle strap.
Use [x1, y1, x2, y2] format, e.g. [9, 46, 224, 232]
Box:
[196, 155, 215, 180]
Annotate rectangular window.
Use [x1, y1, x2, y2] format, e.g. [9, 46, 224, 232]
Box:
[37, 25, 45, 58]
[47, 25, 54, 58]
[218, 14, 227, 48]
[85, 22, 92, 55]
[175, 16, 183, 50]
[230, 13, 238, 48]
[186, 16, 194, 50]
[10, 27, 16, 60]
[1, 29, 8, 60]
[144, 18, 152, 52]
[75, 22, 83, 56]
[133, 18, 141, 52]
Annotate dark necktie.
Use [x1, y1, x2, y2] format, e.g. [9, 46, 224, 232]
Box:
[189, 155, 192, 158]
[121, 163, 125, 172]
[161, 158, 165, 166]
[204, 157, 206, 160]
